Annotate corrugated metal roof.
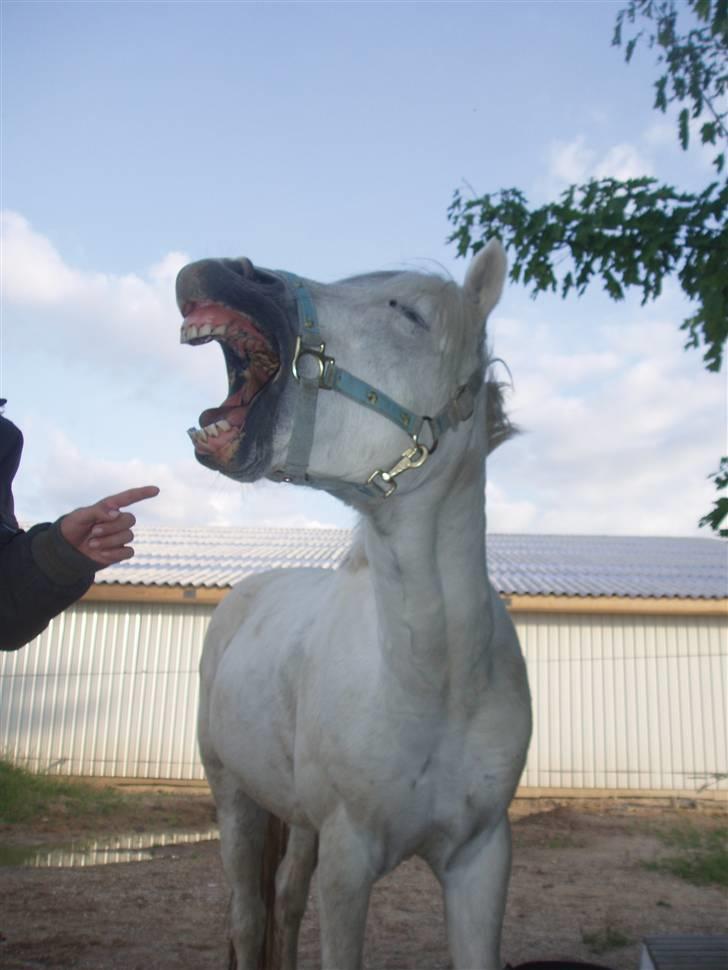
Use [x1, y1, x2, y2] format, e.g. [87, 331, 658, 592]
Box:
[98, 527, 349, 588]
[487, 534, 727, 599]
[95, 528, 728, 600]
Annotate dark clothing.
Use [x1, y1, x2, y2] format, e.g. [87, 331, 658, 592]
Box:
[1, 415, 97, 651]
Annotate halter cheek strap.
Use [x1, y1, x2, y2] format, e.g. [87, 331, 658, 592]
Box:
[268, 272, 484, 499]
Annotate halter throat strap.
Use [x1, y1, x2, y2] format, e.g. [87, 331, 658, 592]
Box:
[269, 272, 484, 499]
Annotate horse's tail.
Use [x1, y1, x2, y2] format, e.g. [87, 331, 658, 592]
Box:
[257, 816, 290, 970]
[225, 815, 290, 970]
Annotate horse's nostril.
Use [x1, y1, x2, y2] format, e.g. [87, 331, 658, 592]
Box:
[232, 258, 280, 286]
[237, 257, 256, 279]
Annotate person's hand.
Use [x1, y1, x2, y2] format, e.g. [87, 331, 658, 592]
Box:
[59, 486, 160, 567]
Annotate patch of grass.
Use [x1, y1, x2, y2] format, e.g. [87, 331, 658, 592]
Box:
[544, 834, 583, 849]
[644, 824, 728, 887]
[581, 925, 633, 955]
[0, 758, 124, 824]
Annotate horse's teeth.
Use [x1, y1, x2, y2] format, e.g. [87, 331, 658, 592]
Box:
[199, 324, 212, 338]
[202, 419, 235, 437]
[185, 325, 199, 340]
[188, 420, 234, 445]
[212, 325, 227, 336]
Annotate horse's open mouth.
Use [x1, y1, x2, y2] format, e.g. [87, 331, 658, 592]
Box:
[180, 300, 280, 462]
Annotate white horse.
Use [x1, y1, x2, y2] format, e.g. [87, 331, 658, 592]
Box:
[177, 241, 532, 970]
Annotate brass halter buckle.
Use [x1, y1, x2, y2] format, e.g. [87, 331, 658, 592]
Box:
[367, 443, 429, 497]
[291, 337, 336, 388]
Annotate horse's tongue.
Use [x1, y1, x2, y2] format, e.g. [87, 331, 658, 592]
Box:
[199, 402, 248, 429]
[198, 363, 270, 429]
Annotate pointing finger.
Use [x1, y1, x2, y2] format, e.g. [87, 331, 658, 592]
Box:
[98, 486, 160, 514]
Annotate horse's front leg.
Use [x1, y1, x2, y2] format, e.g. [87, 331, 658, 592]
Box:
[440, 814, 512, 970]
[316, 813, 380, 970]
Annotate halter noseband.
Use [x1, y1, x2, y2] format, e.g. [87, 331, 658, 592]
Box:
[267, 272, 484, 500]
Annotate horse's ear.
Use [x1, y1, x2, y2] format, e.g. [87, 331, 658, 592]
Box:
[464, 239, 507, 321]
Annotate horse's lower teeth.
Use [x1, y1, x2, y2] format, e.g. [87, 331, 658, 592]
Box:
[188, 418, 236, 445]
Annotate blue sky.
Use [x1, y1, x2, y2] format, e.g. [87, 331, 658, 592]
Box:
[2, 0, 725, 535]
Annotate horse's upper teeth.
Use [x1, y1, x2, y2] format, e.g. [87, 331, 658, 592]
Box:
[199, 324, 212, 338]
[217, 419, 233, 431]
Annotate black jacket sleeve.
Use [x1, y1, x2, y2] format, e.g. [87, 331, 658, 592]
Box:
[0, 519, 97, 651]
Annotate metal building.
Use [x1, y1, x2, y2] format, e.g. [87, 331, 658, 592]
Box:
[1, 529, 726, 800]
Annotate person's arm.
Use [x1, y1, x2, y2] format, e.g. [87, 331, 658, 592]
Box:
[0, 521, 97, 650]
[0, 486, 159, 651]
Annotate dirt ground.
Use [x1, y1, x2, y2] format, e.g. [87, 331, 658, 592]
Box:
[1, 792, 726, 970]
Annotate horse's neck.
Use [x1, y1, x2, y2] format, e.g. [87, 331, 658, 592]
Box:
[362, 421, 491, 707]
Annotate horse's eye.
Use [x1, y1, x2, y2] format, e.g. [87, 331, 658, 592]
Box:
[388, 300, 427, 329]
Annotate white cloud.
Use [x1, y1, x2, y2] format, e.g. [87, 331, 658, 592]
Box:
[593, 142, 653, 180]
[149, 251, 189, 285]
[0, 211, 210, 386]
[546, 136, 653, 192]
[486, 479, 538, 532]
[535, 351, 621, 384]
[488, 303, 725, 536]
[1, 212, 86, 304]
[643, 120, 675, 150]
[548, 136, 596, 184]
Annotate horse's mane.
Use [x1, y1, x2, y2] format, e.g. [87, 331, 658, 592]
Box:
[485, 377, 518, 455]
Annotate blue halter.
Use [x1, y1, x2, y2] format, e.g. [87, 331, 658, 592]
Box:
[268, 272, 484, 499]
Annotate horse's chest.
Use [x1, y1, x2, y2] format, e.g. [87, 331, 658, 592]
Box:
[389, 737, 507, 868]
[425, 736, 509, 817]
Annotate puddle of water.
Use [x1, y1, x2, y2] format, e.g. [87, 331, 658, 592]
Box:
[0, 827, 219, 868]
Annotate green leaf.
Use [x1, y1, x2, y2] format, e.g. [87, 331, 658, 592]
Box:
[701, 120, 718, 144]
[694, 0, 710, 22]
[699, 496, 728, 536]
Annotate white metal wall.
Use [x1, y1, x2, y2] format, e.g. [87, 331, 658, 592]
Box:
[0, 602, 211, 779]
[517, 611, 727, 793]
[1, 601, 726, 794]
